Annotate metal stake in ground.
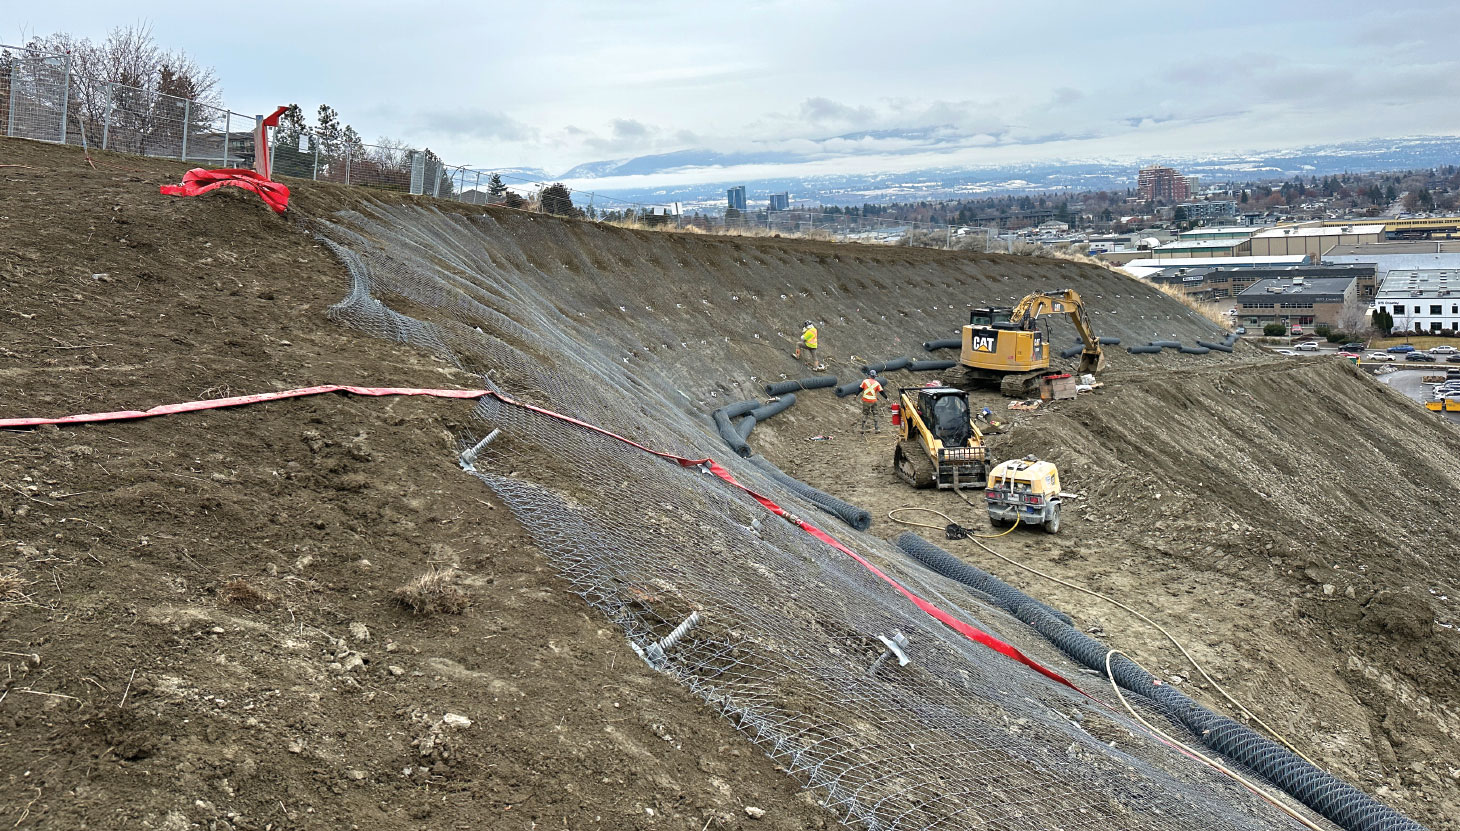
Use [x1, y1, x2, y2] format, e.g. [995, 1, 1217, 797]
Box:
[867, 631, 911, 676]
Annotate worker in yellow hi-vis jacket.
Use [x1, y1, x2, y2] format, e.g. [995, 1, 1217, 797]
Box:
[798, 321, 825, 371]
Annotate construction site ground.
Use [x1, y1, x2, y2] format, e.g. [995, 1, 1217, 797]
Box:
[2, 137, 1458, 830]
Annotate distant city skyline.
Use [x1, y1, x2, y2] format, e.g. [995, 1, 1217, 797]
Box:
[9, 1, 1460, 190]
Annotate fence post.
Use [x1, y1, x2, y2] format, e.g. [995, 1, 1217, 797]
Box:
[221, 110, 230, 165]
[344, 145, 351, 185]
[474, 170, 481, 201]
[57, 52, 72, 143]
[312, 138, 320, 180]
[101, 82, 113, 149]
[180, 98, 190, 160]
[5, 55, 15, 137]
[269, 131, 276, 179]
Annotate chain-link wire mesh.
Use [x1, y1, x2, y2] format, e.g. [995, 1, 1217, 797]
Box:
[310, 202, 1340, 831]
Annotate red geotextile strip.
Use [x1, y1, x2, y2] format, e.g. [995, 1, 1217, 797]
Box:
[159, 168, 290, 214]
[0, 385, 489, 428]
[0, 384, 1085, 695]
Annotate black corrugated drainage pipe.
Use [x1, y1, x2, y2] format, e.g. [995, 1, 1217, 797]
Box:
[894, 533, 1427, 831]
[712, 404, 755, 458]
[923, 338, 961, 351]
[765, 377, 838, 396]
[1128, 345, 1162, 354]
[748, 455, 872, 531]
[749, 393, 795, 421]
[894, 532, 1073, 625]
[862, 357, 911, 374]
[908, 360, 957, 372]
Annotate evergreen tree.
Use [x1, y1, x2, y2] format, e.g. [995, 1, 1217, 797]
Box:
[487, 173, 507, 203]
[541, 182, 577, 216]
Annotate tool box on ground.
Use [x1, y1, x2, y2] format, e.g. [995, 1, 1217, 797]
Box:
[1039, 373, 1076, 401]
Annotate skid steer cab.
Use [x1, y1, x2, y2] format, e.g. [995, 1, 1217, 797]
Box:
[985, 456, 1062, 534]
[892, 386, 988, 489]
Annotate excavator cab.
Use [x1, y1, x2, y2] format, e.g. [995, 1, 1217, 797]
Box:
[969, 307, 1016, 328]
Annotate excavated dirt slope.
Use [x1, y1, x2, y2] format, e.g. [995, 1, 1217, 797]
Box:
[3, 137, 1458, 829]
[0, 140, 829, 830]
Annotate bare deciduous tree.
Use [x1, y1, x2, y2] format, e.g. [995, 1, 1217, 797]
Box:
[24, 23, 220, 151]
[1337, 300, 1373, 337]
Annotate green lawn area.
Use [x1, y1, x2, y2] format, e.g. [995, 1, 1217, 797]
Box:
[1371, 335, 1460, 349]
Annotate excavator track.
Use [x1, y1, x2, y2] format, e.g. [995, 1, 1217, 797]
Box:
[893, 440, 936, 489]
[999, 371, 1043, 398]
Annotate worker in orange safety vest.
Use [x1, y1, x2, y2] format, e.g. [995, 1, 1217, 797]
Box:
[858, 370, 885, 433]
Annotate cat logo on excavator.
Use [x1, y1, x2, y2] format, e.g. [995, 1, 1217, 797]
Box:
[969, 335, 997, 352]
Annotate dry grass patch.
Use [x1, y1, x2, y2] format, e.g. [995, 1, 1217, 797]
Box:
[394, 566, 470, 615]
[0, 571, 31, 603]
[218, 578, 272, 610]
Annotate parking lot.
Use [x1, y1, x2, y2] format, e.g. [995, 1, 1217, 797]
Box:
[1376, 366, 1460, 424]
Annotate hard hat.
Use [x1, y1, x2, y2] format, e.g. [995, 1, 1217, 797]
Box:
[803, 320, 813, 328]
[867, 369, 877, 377]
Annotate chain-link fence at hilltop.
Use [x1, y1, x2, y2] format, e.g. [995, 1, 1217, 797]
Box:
[3, 42, 1004, 250]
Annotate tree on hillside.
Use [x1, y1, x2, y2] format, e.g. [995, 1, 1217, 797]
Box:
[486, 173, 507, 203]
[541, 182, 578, 216]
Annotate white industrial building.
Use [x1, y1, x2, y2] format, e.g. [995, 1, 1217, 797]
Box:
[1374, 269, 1460, 332]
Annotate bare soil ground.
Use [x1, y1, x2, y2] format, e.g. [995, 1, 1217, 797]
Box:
[5, 136, 1458, 830]
[754, 360, 1460, 828]
[0, 139, 829, 830]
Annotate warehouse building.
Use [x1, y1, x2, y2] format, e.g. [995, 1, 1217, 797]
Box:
[1325, 240, 1460, 278]
[1149, 238, 1253, 260]
[1374, 269, 1460, 333]
[1153, 263, 1376, 302]
[1248, 224, 1384, 258]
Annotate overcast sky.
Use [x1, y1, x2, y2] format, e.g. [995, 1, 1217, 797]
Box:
[9, 1, 1460, 183]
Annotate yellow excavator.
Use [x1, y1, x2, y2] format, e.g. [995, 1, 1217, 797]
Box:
[948, 289, 1105, 397]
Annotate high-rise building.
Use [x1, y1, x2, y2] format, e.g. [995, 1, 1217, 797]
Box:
[768, 192, 790, 211]
[1137, 165, 1191, 202]
[726, 186, 746, 212]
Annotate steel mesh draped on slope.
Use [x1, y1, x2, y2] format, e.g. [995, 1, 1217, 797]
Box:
[313, 204, 1325, 831]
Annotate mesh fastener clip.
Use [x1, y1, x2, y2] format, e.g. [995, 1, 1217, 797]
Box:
[867, 630, 912, 676]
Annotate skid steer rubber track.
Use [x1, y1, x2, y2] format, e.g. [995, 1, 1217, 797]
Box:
[893, 440, 936, 488]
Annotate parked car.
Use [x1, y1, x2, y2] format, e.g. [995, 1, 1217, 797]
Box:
[1387, 344, 1417, 353]
[1336, 351, 1360, 359]
[1428, 345, 1458, 354]
[1449, 355, 1460, 364]
[1405, 352, 1437, 362]
[1234, 326, 1247, 335]
[1291, 325, 1304, 335]
[1364, 351, 1394, 362]
[1342, 342, 1366, 351]
[1295, 341, 1321, 352]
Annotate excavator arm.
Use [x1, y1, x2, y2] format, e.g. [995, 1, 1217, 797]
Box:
[1010, 289, 1105, 374]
